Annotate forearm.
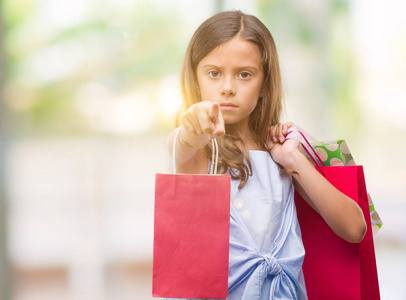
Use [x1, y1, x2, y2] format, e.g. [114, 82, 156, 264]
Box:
[286, 152, 366, 243]
[167, 127, 210, 174]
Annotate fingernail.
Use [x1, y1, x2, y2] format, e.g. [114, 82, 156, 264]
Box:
[273, 137, 277, 142]
[279, 137, 284, 143]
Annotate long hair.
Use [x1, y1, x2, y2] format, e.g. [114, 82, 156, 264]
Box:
[180, 11, 283, 188]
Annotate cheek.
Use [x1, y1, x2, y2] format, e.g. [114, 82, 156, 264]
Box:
[196, 74, 207, 95]
[197, 78, 216, 99]
[246, 81, 263, 99]
[198, 83, 208, 99]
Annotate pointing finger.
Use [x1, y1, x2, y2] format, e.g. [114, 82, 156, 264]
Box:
[209, 102, 220, 120]
[211, 106, 225, 139]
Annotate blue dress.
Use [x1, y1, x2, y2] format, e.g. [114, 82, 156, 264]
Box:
[167, 150, 307, 300]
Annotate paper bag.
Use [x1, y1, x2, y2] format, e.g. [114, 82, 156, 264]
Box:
[153, 136, 231, 299]
[294, 166, 380, 299]
[292, 130, 383, 235]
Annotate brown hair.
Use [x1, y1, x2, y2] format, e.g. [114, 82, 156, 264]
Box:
[180, 10, 283, 188]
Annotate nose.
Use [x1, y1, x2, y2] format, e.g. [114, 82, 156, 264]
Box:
[221, 76, 236, 96]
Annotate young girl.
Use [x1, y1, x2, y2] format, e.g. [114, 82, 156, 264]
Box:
[167, 10, 366, 300]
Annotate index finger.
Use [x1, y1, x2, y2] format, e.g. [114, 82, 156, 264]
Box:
[208, 102, 220, 120]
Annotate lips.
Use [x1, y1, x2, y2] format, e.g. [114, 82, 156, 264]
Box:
[220, 102, 237, 111]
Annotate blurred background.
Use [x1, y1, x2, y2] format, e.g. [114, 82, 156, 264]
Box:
[0, 0, 405, 299]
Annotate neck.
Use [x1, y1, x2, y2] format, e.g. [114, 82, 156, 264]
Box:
[233, 122, 265, 151]
[237, 126, 252, 142]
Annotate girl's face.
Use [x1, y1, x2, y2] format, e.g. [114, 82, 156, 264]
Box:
[196, 37, 264, 131]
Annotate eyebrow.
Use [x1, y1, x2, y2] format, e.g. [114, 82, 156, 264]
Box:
[201, 64, 259, 71]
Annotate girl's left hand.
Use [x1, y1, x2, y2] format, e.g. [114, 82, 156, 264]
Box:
[267, 122, 302, 168]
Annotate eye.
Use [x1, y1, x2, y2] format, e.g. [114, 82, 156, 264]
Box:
[238, 72, 251, 79]
[208, 70, 221, 78]
[208, 71, 220, 78]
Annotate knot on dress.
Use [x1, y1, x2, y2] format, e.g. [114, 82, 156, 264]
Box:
[263, 255, 282, 276]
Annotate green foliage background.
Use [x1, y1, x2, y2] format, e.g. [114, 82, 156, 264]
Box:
[1, 0, 360, 139]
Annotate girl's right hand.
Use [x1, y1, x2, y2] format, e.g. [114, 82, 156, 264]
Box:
[179, 101, 225, 148]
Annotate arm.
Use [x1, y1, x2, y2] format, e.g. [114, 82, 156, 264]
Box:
[268, 124, 367, 243]
[166, 101, 225, 174]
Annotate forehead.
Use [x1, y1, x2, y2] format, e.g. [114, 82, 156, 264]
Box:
[199, 37, 262, 68]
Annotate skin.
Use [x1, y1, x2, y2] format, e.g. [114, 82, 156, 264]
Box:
[196, 37, 264, 139]
[168, 37, 367, 243]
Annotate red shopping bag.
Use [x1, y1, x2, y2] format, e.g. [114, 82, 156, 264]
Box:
[152, 137, 231, 299]
[294, 165, 380, 299]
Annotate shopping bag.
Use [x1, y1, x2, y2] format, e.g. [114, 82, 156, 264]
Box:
[310, 139, 355, 166]
[309, 139, 383, 234]
[288, 130, 380, 299]
[152, 135, 231, 299]
[292, 128, 383, 235]
[294, 166, 380, 299]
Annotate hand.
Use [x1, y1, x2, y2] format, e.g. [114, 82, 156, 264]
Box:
[179, 101, 225, 148]
[268, 121, 295, 143]
[266, 122, 302, 168]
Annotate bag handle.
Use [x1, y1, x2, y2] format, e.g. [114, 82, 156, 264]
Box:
[172, 128, 219, 175]
[285, 129, 326, 176]
[210, 138, 219, 175]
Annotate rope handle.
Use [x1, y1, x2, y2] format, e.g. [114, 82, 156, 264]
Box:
[210, 138, 219, 175]
[172, 128, 219, 175]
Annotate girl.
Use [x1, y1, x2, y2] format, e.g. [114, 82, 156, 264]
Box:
[167, 10, 366, 300]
